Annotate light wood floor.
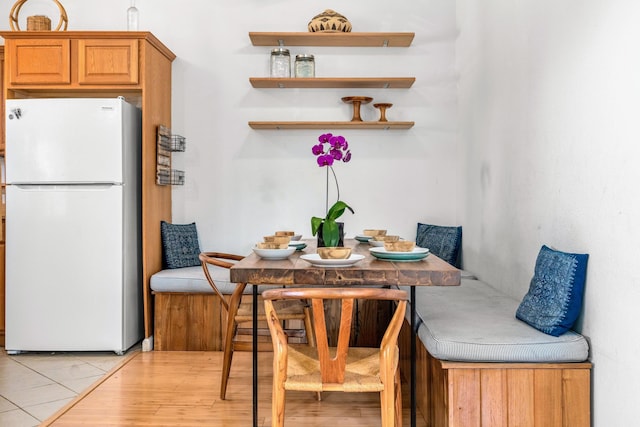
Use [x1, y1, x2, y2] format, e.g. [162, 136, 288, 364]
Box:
[42, 350, 426, 426]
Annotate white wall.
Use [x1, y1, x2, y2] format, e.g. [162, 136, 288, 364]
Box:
[4, 0, 633, 424]
[0, 0, 458, 254]
[457, 1, 640, 425]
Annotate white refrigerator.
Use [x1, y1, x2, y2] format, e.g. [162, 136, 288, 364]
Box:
[5, 97, 143, 354]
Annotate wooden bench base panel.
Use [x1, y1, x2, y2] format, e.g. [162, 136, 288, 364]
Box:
[153, 292, 391, 351]
[153, 292, 225, 351]
[399, 319, 592, 427]
[153, 293, 292, 351]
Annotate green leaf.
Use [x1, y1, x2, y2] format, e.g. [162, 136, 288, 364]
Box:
[322, 220, 339, 247]
[326, 201, 354, 222]
[311, 201, 353, 243]
[311, 216, 323, 236]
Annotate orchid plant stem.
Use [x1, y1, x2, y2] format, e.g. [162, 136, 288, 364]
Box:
[325, 166, 329, 215]
[325, 165, 341, 215]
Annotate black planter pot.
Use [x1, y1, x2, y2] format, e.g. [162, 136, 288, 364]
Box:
[317, 222, 345, 248]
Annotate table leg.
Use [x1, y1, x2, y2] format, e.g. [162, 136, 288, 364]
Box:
[411, 285, 416, 427]
[253, 284, 258, 427]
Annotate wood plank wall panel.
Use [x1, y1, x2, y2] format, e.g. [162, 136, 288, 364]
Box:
[140, 39, 173, 340]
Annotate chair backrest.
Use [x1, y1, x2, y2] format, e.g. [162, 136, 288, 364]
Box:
[263, 287, 407, 385]
[199, 251, 246, 312]
[416, 223, 462, 268]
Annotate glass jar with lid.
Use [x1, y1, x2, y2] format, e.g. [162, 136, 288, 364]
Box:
[270, 48, 291, 78]
[294, 54, 315, 78]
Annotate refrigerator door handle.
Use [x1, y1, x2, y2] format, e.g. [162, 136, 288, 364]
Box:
[13, 184, 119, 191]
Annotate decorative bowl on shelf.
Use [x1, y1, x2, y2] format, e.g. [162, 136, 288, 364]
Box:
[317, 247, 352, 259]
[308, 9, 352, 33]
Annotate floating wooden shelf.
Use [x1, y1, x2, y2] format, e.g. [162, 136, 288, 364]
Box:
[249, 32, 414, 47]
[248, 31, 416, 131]
[248, 121, 414, 130]
[249, 77, 415, 89]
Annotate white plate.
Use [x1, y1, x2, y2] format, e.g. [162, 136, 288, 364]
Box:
[291, 234, 303, 241]
[369, 247, 430, 261]
[300, 253, 365, 267]
[253, 246, 296, 260]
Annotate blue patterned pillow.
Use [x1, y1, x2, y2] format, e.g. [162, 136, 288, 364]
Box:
[416, 223, 462, 268]
[516, 245, 589, 336]
[160, 221, 201, 269]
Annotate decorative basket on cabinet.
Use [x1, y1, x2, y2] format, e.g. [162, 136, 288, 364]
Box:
[9, 0, 68, 31]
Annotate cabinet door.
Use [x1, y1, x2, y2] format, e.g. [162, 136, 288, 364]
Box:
[7, 39, 71, 84]
[78, 39, 139, 85]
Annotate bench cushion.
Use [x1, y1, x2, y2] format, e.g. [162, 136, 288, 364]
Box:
[150, 265, 280, 295]
[151, 265, 234, 294]
[403, 279, 589, 362]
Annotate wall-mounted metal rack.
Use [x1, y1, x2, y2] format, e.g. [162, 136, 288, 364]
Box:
[156, 125, 186, 186]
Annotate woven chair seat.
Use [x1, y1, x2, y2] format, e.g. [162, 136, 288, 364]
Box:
[285, 344, 395, 392]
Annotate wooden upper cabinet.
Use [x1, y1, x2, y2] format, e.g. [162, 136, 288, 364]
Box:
[78, 39, 138, 85]
[1, 32, 145, 89]
[8, 38, 71, 84]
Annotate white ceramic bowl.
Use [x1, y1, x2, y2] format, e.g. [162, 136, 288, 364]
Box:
[252, 246, 296, 260]
[291, 234, 303, 241]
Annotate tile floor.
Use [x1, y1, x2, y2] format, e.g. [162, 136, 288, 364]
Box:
[0, 344, 140, 427]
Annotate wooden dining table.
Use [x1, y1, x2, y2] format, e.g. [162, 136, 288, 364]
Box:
[230, 238, 460, 427]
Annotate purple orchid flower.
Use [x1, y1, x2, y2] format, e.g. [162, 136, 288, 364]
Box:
[311, 133, 353, 215]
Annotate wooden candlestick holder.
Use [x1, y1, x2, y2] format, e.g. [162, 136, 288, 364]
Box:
[342, 96, 373, 121]
[373, 103, 393, 122]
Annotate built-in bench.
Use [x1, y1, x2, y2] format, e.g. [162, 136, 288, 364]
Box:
[151, 263, 392, 351]
[398, 278, 592, 427]
[150, 264, 241, 351]
[151, 264, 295, 351]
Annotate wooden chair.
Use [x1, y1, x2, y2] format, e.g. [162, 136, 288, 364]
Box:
[263, 287, 408, 427]
[199, 252, 316, 400]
